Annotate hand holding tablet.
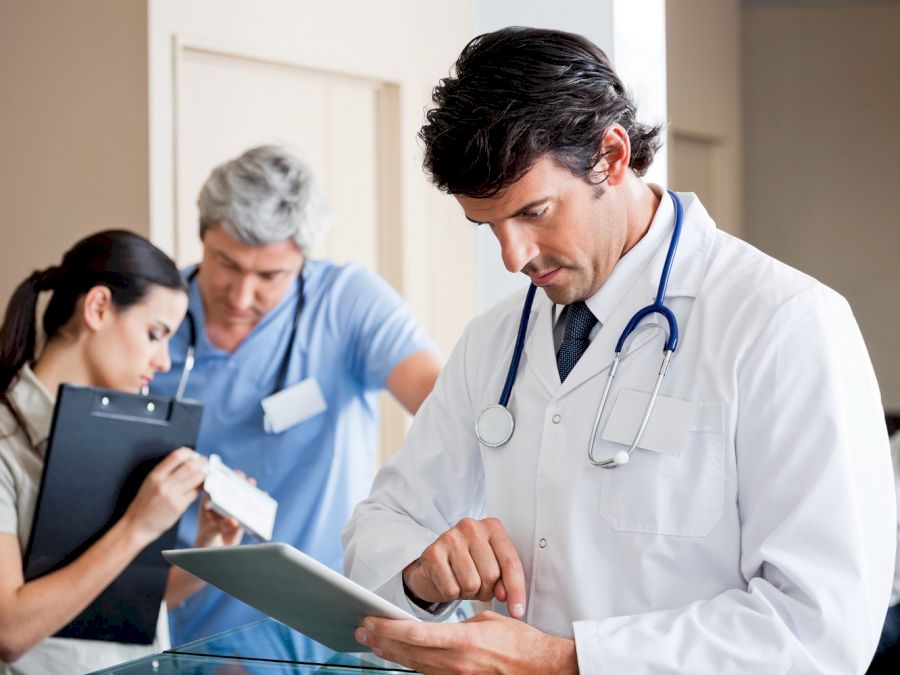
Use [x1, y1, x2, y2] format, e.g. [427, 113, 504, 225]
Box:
[163, 543, 418, 653]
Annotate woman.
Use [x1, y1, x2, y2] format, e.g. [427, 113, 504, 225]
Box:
[0, 230, 242, 674]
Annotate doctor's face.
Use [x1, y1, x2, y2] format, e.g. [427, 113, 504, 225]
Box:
[197, 226, 303, 330]
[457, 155, 629, 306]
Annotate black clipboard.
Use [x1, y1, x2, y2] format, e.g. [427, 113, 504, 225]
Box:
[22, 384, 203, 644]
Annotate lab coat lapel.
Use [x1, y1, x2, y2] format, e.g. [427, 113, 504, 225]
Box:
[521, 191, 715, 400]
[642, 192, 714, 302]
[558, 191, 714, 396]
[523, 291, 562, 396]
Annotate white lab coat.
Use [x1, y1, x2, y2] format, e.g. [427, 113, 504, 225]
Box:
[343, 192, 895, 674]
[890, 430, 900, 606]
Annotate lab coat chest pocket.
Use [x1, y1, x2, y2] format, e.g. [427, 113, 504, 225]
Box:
[598, 399, 724, 537]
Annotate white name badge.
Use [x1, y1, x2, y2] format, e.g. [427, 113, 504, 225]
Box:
[601, 388, 696, 456]
[261, 378, 328, 434]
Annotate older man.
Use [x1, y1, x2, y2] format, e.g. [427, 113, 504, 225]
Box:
[152, 145, 441, 644]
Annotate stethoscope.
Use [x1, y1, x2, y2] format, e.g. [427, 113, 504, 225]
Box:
[474, 190, 684, 469]
[170, 268, 305, 400]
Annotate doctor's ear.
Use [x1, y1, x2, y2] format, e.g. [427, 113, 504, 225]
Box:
[592, 123, 632, 187]
[81, 285, 115, 332]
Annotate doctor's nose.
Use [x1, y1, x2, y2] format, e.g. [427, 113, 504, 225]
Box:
[495, 223, 539, 274]
[228, 275, 256, 309]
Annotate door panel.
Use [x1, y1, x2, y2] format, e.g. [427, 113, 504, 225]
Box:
[176, 46, 381, 269]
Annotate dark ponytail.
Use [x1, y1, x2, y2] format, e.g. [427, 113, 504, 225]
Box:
[0, 267, 61, 395]
[0, 230, 186, 397]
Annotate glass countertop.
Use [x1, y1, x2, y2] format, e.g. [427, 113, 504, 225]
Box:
[92, 618, 414, 674]
[92, 600, 473, 673]
[93, 652, 412, 674]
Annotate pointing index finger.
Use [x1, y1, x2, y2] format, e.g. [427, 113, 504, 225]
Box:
[489, 531, 526, 618]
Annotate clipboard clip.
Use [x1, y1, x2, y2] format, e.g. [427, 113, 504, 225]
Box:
[95, 392, 172, 424]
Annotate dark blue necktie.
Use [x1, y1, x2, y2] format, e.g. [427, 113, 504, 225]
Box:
[556, 302, 597, 383]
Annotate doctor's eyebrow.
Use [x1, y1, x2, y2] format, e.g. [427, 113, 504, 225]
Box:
[213, 249, 289, 278]
[463, 197, 552, 226]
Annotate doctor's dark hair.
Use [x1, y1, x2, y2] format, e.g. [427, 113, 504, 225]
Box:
[419, 26, 663, 198]
[0, 230, 186, 397]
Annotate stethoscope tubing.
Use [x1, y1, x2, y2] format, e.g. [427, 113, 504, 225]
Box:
[615, 190, 683, 354]
[173, 268, 305, 400]
[499, 284, 538, 407]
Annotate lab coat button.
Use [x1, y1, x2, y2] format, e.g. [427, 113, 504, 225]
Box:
[551, 415, 561, 424]
[538, 537, 547, 548]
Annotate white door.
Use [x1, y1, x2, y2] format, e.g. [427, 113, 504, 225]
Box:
[149, 0, 476, 460]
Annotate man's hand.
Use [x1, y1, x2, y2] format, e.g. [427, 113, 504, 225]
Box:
[194, 494, 243, 548]
[194, 469, 254, 548]
[355, 611, 578, 675]
[402, 517, 527, 619]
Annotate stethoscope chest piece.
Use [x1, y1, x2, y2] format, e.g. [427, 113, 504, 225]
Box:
[475, 404, 515, 447]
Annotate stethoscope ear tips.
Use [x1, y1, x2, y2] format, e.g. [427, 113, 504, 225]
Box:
[613, 451, 630, 467]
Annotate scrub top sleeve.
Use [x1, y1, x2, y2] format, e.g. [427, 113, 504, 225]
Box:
[572, 287, 895, 675]
[335, 266, 436, 389]
[343, 327, 483, 593]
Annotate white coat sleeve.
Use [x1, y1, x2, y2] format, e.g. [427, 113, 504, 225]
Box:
[890, 431, 900, 606]
[572, 288, 896, 674]
[342, 328, 482, 615]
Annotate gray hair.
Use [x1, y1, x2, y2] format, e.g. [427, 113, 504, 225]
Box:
[198, 145, 330, 253]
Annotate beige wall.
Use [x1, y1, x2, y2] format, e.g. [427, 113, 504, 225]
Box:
[147, 0, 475, 357]
[666, 0, 742, 236]
[0, 0, 150, 305]
[0, 0, 474, 461]
[743, 4, 900, 409]
[0, 0, 475, 359]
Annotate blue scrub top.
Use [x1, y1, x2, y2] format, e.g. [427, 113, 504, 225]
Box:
[151, 259, 436, 645]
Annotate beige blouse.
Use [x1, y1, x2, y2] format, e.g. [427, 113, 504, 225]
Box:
[0, 365, 168, 675]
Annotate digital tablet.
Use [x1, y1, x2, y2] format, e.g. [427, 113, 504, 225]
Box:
[163, 543, 418, 652]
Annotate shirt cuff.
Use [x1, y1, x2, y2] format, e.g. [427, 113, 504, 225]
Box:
[376, 571, 460, 622]
[403, 575, 453, 615]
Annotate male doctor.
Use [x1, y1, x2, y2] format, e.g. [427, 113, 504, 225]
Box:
[343, 27, 896, 674]
[151, 145, 441, 644]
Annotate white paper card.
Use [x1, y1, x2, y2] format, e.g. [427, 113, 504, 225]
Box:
[204, 454, 278, 541]
[601, 388, 696, 456]
[261, 378, 327, 434]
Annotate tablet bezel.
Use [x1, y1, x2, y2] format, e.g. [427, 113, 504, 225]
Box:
[163, 542, 418, 653]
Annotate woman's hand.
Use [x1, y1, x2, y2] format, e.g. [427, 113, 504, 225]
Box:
[0, 449, 206, 661]
[123, 447, 206, 546]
